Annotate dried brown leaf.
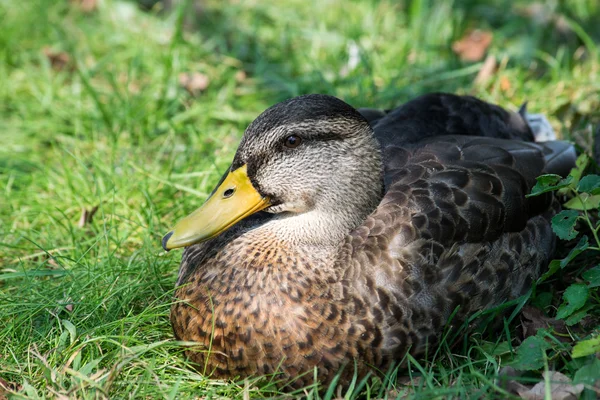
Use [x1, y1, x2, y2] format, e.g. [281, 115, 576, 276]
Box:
[521, 306, 569, 342]
[0, 376, 22, 398]
[498, 366, 530, 395]
[78, 205, 99, 228]
[235, 70, 247, 83]
[179, 72, 210, 96]
[500, 76, 512, 92]
[474, 55, 497, 87]
[452, 30, 493, 62]
[71, 0, 97, 13]
[43, 47, 72, 71]
[47, 257, 60, 269]
[516, 371, 584, 400]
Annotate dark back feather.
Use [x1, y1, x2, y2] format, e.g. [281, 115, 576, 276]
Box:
[371, 93, 535, 147]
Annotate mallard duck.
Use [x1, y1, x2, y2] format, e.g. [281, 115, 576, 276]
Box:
[162, 93, 576, 388]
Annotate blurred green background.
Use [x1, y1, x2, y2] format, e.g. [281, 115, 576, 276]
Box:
[1, 0, 599, 398]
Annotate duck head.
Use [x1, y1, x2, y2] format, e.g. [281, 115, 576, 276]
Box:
[162, 94, 383, 250]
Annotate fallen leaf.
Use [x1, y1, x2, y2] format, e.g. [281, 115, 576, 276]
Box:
[516, 371, 584, 400]
[62, 296, 75, 313]
[179, 72, 209, 96]
[78, 205, 99, 228]
[500, 76, 511, 92]
[452, 30, 493, 62]
[497, 366, 529, 395]
[0, 377, 22, 399]
[47, 257, 60, 269]
[71, 0, 97, 13]
[474, 55, 497, 86]
[43, 47, 72, 71]
[235, 70, 247, 83]
[521, 306, 569, 342]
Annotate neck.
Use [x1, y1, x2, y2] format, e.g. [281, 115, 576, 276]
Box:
[260, 208, 365, 247]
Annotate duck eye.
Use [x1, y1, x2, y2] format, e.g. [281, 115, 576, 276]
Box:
[284, 135, 302, 148]
[223, 188, 235, 198]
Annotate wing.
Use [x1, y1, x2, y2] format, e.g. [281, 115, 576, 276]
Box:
[342, 136, 565, 268]
[372, 93, 535, 148]
[337, 136, 574, 358]
[382, 136, 577, 243]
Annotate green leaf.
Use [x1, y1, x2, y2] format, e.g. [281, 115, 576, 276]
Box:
[572, 336, 600, 358]
[582, 265, 600, 288]
[573, 358, 600, 385]
[551, 210, 580, 240]
[510, 336, 550, 370]
[531, 291, 553, 309]
[539, 259, 561, 282]
[560, 236, 589, 268]
[556, 284, 589, 319]
[563, 193, 600, 210]
[479, 341, 511, 357]
[577, 174, 600, 194]
[568, 153, 590, 187]
[527, 174, 573, 197]
[61, 319, 77, 345]
[78, 356, 104, 375]
[564, 307, 589, 326]
[540, 236, 589, 282]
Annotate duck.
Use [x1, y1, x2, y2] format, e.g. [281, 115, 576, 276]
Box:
[162, 93, 576, 389]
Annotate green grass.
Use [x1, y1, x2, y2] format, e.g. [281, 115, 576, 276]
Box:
[1, 0, 599, 398]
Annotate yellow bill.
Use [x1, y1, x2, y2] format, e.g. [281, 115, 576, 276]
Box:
[162, 165, 270, 250]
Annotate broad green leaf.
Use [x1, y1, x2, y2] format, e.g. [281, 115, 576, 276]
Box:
[572, 336, 600, 358]
[531, 291, 553, 309]
[479, 341, 511, 357]
[551, 210, 580, 240]
[78, 356, 104, 375]
[510, 336, 550, 370]
[540, 236, 589, 282]
[21, 380, 40, 399]
[560, 236, 589, 269]
[73, 350, 82, 371]
[577, 174, 600, 194]
[568, 153, 590, 187]
[556, 284, 589, 319]
[539, 259, 561, 282]
[563, 193, 600, 210]
[582, 265, 600, 288]
[61, 319, 77, 345]
[573, 358, 600, 384]
[564, 307, 589, 326]
[58, 330, 69, 351]
[527, 174, 573, 197]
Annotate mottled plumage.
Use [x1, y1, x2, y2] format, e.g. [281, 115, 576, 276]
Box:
[164, 93, 576, 389]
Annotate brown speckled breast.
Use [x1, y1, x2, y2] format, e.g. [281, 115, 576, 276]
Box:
[171, 233, 383, 388]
